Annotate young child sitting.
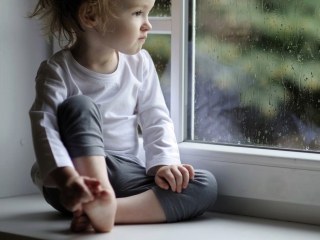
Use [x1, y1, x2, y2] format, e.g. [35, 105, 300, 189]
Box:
[28, 0, 218, 233]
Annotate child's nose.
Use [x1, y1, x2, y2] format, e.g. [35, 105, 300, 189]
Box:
[142, 19, 152, 31]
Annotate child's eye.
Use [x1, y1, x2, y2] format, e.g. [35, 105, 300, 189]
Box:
[133, 10, 142, 16]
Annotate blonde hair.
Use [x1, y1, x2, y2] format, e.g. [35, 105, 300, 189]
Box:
[29, 0, 115, 48]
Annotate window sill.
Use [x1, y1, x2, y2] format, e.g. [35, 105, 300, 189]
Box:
[178, 142, 320, 171]
[138, 138, 320, 224]
[178, 142, 320, 225]
[1, 194, 319, 239]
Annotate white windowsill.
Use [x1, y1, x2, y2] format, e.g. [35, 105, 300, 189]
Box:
[1, 194, 320, 240]
[176, 141, 320, 225]
[178, 142, 320, 171]
[149, 17, 172, 34]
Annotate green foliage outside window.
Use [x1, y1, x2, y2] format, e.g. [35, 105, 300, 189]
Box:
[195, 0, 320, 150]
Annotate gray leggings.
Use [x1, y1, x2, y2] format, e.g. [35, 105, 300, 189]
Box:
[43, 95, 218, 222]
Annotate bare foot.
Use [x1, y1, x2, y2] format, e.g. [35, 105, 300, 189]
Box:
[83, 188, 117, 233]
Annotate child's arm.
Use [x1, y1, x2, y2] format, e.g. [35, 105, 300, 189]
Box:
[153, 164, 195, 193]
[30, 60, 75, 187]
[50, 166, 101, 212]
[138, 50, 181, 175]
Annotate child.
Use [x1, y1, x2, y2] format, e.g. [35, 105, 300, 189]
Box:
[29, 0, 217, 233]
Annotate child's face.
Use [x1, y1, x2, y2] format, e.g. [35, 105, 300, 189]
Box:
[100, 0, 155, 55]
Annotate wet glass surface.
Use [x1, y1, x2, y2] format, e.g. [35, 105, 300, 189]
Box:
[150, 0, 171, 17]
[143, 34, 171, 111]
[191, 0, 320, 151]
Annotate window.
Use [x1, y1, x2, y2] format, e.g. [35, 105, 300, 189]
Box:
[144, 0, 320, 225]
[143, 35, 171, 109]
[190, 0, 320, 152]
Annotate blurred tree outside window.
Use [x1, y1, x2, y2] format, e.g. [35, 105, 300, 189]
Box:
[143, 0, 171, 111]
[143, 34, 171, 110]
[191, 0, 320, 152]
[150, 0, 171, 17]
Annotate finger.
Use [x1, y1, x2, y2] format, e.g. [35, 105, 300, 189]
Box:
[178, 165, 190, 189]
[90, 186, 103, 196]
[171, 167, 183, 193]
[83, 177, 101, 186]
[84, 178, 102, 195]
[94, 189, 109, 199]
[162, 170, 177, 192]
[88, 183, 103, 195]
[61, 179, 93, 211]
[155, 175, 170, 190]
[183, 164, 195, 179]
[73, 182, 94, 203]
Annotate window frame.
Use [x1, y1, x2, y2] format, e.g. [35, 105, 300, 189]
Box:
[150, 0, 320, 225]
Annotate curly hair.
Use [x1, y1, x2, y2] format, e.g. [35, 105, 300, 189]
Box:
[29, 0, 116, 48]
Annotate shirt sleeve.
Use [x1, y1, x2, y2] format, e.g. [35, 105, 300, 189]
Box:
[29, 60, 74, 186]
[137, 50, 181, 174]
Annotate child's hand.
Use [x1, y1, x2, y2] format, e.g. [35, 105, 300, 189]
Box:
[154, 164, 195, 193]
[59, 176, 101, 212]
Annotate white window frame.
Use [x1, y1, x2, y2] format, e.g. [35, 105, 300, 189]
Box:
[150, 0, 320, 225]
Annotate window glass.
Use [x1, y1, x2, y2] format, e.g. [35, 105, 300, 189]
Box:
[143, 34, 171, 111]
[150, 0, 171, 17]
[191, 0, 320, 151]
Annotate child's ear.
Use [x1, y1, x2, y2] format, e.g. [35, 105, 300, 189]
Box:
[78, 2, 99, 28]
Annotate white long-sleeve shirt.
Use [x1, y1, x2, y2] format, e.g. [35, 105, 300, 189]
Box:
[29, 49, 180, 187]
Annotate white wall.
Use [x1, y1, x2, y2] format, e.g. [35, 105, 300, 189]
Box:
[0, 0, 51, 198]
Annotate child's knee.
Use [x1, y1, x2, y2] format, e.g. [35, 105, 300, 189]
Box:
[58, 95, 97, 117]
[57, 95, 102, 132]
[57, 95, 104, 157]
[192, 170, 218, 208]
